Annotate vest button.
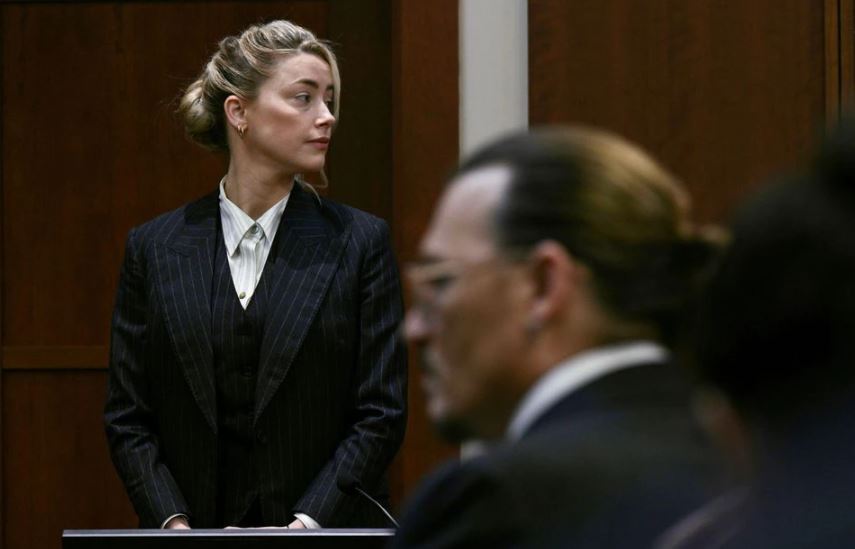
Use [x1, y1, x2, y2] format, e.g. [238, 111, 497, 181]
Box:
[256, 432, 268, 445]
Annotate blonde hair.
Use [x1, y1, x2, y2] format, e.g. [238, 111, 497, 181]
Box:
[178, 20, 340, 151]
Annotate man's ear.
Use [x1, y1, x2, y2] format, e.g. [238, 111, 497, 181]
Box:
[525, 240, 582, 330]
[223, 95, 247, 131]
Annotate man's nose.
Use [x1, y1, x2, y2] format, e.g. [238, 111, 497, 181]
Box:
[403, 307, 431, 344]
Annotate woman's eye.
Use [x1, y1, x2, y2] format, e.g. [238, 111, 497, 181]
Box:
[296, 93, 311, 104]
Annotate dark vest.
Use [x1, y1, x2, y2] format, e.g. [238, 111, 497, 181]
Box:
[211, 229, 270, 526]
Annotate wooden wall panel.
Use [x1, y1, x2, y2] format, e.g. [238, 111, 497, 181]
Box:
[828, 0, 843, 122]
[529, 0, 831, 223]
[841, 0, 855, 110]
[2, 371, 135, 549]
[0, 4, 5, 539]
[827, 0, 855, 115]
[326, 0, 393, 221]
[390, 0, 461, 505]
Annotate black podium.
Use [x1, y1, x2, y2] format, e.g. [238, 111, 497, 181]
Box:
[62, 529, 394, 548]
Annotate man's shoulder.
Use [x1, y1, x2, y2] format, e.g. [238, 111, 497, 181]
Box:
[396, 430, 721, 548]
[393, 455, 525, 548]
[407, 416, 716, 508]
[511, 408, 718, 486]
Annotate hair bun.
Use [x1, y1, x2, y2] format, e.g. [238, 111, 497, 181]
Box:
[178, 76, 224, 150]
[608, 228, 725, 345]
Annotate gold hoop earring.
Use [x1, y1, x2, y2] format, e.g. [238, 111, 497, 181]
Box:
[238, 125, 247, 138]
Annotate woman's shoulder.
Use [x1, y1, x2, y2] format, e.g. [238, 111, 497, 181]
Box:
[321, 197, 385, 227]
[291, 181, 388, 235]
[319, 196, 391, 243]
[129, 191, 219, 244]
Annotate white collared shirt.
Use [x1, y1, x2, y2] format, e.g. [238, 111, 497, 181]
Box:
[505, 340, 669, 441]
[219, 179, 290, 309]
[216, 179, 322, 529]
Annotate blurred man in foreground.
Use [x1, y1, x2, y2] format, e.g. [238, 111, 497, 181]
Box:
[660, 119, 855, 548]
[394, 127, 724, 547]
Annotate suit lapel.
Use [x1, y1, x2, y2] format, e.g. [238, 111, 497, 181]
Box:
[158, 191, 218, 433]
[255, 185, 349, 421]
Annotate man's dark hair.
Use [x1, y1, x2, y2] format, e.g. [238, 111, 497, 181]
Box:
[456, 126, 720, 346]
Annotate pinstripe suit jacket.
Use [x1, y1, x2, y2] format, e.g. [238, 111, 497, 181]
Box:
[105, 184, 407, 528]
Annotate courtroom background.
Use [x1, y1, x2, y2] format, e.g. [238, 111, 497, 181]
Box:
[0, 1, 852, 548]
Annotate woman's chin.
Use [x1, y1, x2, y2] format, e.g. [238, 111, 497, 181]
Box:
[297, 161, 326, 174]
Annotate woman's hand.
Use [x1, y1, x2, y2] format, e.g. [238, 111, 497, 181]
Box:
[165, 516, 190, 529]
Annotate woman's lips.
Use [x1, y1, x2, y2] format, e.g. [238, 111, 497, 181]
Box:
[308, 137, 330, 150]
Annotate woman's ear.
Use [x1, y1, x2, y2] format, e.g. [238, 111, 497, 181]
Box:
[525, 240, 580, 330]
[223, 95, 247, 131]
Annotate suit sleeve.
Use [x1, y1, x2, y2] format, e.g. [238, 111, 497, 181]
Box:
[293, 218, 408, 525]
[391, 461, 526, 548]
[104, 227, 189, 527]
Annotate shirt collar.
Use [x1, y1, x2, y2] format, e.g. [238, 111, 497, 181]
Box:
[218, 178, 291, 256]
[505, 340, 669, 441]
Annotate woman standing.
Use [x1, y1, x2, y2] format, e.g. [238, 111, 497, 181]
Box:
[105, 20, 407, 530]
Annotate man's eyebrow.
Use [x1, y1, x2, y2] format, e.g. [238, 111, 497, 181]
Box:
[405, 257, 462, 282]
[408, 255, 445, 267]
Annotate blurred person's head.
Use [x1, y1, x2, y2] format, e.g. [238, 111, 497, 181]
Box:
[695, 118, 855, 442]
[405, 126, 718, 442]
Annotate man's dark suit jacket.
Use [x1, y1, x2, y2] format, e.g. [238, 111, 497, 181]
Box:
[104, 184, 407, 528]
[393, 362, 721, 548]
[660, 396, 855, 549]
